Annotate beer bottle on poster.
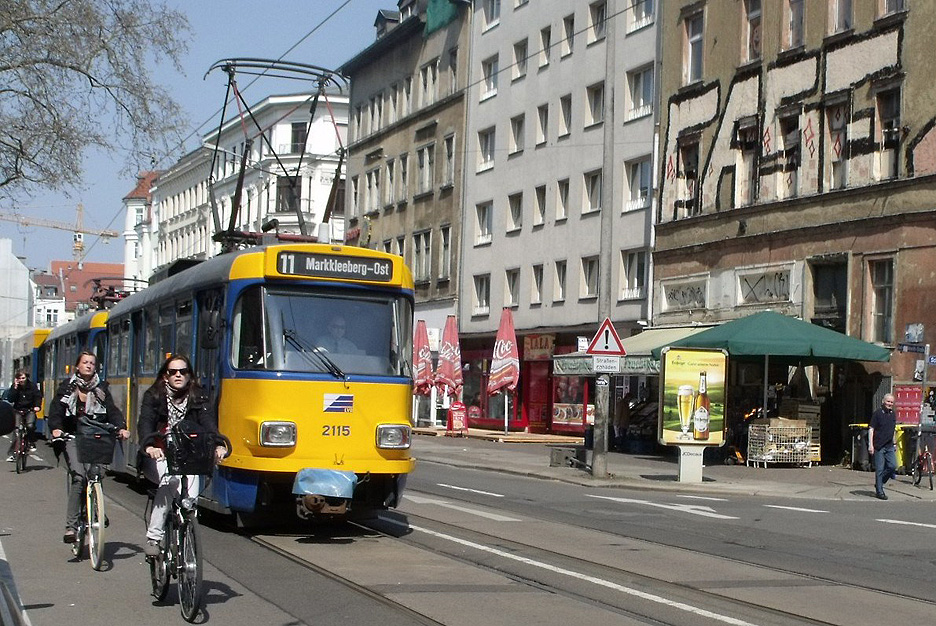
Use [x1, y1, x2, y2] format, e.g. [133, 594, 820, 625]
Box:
[693, 371, 710, 440]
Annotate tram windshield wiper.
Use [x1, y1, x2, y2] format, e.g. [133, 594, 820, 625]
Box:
[283, 328, 345, 379]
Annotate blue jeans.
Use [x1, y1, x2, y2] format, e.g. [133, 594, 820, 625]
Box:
[874, 444, 897, 495]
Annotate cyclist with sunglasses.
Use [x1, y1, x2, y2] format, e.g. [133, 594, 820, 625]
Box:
[138, 354, 226, 556]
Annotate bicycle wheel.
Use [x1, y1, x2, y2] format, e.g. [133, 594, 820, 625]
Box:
[149, 540, 170, 601]
[13, 428, 27, 474]
[928, 456, 934, 491]
[178, 516, 203, 622]
[87, 480, 106, 570]
[912, 457, 922, 486]
[71, 525, 86, 559]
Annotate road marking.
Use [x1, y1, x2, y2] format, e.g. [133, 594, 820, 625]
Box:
[764, 505, 828, 513]
[586, 494, 739, 520]
[877, 518, 936, 529]
[379, 516, 759, 626]
[404, 494, 520, 521]
[677, 494, 728, 501]
[437, 483, 504, 497]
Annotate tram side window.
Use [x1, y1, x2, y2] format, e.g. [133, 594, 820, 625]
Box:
[93, 332, 107, 376]
[118, 320, 130, 375]
[176, 300, 193, 358]
[143, 311, 158, 374]
[159, 305, 173, 361]
[232, 287, 265, 369]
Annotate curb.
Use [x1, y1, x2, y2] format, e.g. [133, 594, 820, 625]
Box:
[0, 581, 23, 626]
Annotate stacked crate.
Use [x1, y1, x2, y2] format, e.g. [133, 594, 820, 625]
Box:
[780, 400, 822, 463]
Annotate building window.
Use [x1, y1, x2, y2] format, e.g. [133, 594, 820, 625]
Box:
[584, 169, 602, 212]
[474, 274, 491, 315]
[398, 154, 408, 202]
[448, 48, 458, 94]
[736, 121, 758, 207]
[513, 39, 528, 80]
[476, 202, 493, 245]
[387, 85, 398, 124]
[830, 0, 853, 34]
[420, 60, 438, 108]
[685, 12, 704, 84]
[483, 0, 501, 29]
[870, 259, 893, 343]
[877, 87, 900, 180]
[397, 236, 406, 261]
[559, 94, 572, 137]
[556, 178, 569, 220]
[562, 14, 575, 57]
[478, 127, 496, 171]
[353, 106, 362, 140]
[628, 0, 654, 33]
[534, 184, 547, 226]
[586, 82, 604, 126]
[385, 159, 396, 206]
[481, 55, 499, 100]
[505, 268, 520, 307]
[365, 169, 380, 213]
[439, 226, 451, 279]
[531, 264, 544, 304]
[745, 0, 762, 63]
[627, 66, 653, 120]
[536, 104, 548, 145]
[539, 27, 551, 67]
[508, 192, 523, 231]
[554, 260, 567, 302]
[402, 77, 412, 117]
[678, 138, 700, 218]
[826, 103, 848, 190]
[413, 230, 431, 281]
[779, 115, 800, 199]
[621, 250, 646, 300]
[581, 256, 599, 299]
[444, 135, 456, 186]
[417, 144, 435, 194]
[880, 0, 905, 17]
[350, 175, 359, 217]
[277, 175, 300, 213]
[510, 114, 525, 154]
[785, 0, 805, 49]
[290, 122, 307, 154]
[625, 157, 651, 211]
[589, 1, 607, 42]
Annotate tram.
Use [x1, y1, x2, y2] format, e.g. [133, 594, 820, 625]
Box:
[39, 311, 110, 424]
[9, 328, 52, 432]
[103, 242, 415, 523]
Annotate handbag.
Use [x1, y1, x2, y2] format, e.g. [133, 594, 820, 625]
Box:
[166, 421, 216, 475]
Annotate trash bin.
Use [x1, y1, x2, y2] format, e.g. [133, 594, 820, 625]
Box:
[895, 424, 916, 474]
[849, 423, 870, 471]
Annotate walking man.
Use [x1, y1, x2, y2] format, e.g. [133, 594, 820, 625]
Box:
[869, 393, 897, 500]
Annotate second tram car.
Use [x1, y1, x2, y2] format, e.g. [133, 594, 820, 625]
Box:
[105, 242, 415, 523]
[9, 328, 51, 432]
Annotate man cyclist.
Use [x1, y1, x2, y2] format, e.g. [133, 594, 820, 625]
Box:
[5, 369, 42, 461]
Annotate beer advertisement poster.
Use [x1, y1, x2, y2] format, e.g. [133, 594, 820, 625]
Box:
[658, 348, 728, 446]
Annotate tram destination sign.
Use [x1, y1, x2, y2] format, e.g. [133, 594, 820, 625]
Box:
[277, 252, 393, 282]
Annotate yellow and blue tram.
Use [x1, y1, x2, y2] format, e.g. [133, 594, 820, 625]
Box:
[9, 328, 51, 431]
[102, 242, 415, 522]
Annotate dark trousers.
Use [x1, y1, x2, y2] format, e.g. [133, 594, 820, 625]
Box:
[873, 444, 897, 495]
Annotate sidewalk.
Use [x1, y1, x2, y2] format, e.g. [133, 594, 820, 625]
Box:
[412, 427, 936, 502]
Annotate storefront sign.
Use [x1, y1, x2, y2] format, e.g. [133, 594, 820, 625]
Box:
[523, 334, 555, 361]
[658, 348, 728, 446]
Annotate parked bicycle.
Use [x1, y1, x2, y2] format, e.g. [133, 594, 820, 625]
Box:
[10, 410, 32, 474]
[146, 423, 230, 622]
[52, 416, 120, 570]
[911, 425, 934, 490]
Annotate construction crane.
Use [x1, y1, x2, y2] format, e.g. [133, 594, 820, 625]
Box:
[0, 204, 119, 260]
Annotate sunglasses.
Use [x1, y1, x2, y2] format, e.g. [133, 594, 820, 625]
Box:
[167, 367, 190, 376]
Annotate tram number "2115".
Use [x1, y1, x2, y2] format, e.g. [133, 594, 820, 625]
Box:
[322, 425, 351, 437]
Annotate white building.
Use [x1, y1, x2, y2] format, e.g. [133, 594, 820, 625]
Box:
[146, 91, 348, 275]
[0, 238, 33, 382]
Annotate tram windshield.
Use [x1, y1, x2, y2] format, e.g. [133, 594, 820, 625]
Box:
[231, 285, 413, 377]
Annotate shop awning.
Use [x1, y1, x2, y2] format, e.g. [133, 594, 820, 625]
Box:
[553, 326, 708, 376]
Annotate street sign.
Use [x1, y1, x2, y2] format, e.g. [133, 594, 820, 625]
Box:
[592, 355, 620, 373]
[898, 343, 926, 354]
[586, 318, 626, 355]
[929, 356, 936, 365]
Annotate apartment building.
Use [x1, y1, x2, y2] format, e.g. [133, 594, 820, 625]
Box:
[459, 0, 659, 432]
[656, 0, 936, 460]
[340, 0, 470, 423]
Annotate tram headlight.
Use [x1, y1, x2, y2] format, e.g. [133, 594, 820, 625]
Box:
[260, 421, 297, 447]
[376, 424, 412, 449]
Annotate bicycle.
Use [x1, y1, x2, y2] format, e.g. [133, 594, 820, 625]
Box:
[10, 410, 32, 474]
[910, 432, 934, 491]
[146, 424, 230, 622]
[53, 417, 119, 571]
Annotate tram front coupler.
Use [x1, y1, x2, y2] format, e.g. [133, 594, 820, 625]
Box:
[292, 468, 357, 519]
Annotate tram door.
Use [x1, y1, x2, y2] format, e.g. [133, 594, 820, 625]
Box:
[195, 289, 223, 404]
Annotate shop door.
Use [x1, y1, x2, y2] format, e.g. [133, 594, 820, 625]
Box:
[523, 361, 551, 433]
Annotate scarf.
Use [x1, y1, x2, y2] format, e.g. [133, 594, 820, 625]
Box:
[165, 383, 189, 428]
[63, 372, 104, 418]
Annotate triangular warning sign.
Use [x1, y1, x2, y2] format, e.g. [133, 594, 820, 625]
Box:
[585, 318, 626, 355]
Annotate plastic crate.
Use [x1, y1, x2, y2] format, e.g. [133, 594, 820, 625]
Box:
[747, 424, 812, 467]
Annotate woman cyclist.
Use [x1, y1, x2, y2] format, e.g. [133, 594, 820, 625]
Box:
[139, 354, 226, 556]
[47, 351, 129, 544]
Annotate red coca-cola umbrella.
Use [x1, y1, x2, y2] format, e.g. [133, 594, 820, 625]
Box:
[488, 308, 520, 434]
[412, 319, 433, 396]
[435, 314, 463, 400]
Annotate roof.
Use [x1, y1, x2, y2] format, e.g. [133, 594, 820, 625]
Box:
[338, 15, 423, 76]
[123, 171, 159, 201]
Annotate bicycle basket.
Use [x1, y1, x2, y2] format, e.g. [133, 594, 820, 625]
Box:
[166, 422, 216, 475]
[76, 416, 117, 465]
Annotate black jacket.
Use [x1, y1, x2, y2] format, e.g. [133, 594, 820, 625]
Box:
[46, 379, 125, 435]
[3, 381, 41, 412]
[137, 386, 219, 450]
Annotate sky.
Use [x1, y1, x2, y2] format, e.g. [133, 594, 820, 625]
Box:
[1, 0, 389, 272]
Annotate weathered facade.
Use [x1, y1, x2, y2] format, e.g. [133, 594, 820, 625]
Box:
[657, 1, 936, 459]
